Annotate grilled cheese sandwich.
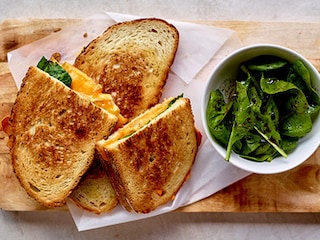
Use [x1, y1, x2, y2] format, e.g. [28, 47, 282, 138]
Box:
[96, 96, 199, 213]
[9, 66, 119, 207]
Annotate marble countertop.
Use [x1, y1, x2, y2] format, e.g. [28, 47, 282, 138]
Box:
[1, 0, 320, 239]
[2, 0, 320, 22]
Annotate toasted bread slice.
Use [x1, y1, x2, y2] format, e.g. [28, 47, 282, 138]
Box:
[71, 18, 179, 213]
[96, 97, 198, 213]
[69, 156, 118, 214]
[74, 18, 179, 120]
[9, 66, 118, 208]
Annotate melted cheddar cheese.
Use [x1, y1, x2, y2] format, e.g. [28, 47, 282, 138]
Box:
[61, 62, 127, 128]
[101, 97, 173, 146]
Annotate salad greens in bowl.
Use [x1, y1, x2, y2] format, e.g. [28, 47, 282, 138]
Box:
[202, 44, 320, 174]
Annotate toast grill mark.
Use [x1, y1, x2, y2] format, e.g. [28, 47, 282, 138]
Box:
[98, 52, 149, 119]
[75, 126, 86, 138]
[21, 86, 104, 168]
[124, 118, 173, 193]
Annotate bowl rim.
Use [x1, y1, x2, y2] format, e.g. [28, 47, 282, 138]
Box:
[201, 43, 320, 174]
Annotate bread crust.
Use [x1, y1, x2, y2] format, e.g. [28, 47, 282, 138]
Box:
[9, 66, 118, 208]
[98, 98, 198, 213]
[69, 156, 118, 214]
[74, 18, 179, 120]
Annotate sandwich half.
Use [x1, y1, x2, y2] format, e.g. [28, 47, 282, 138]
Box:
[96, 96, 199, 213]
[71, 18, 179, 213]
[9, 65, 118, 208]
[74, 18, 179, 120]
[69, 155, 118, 214]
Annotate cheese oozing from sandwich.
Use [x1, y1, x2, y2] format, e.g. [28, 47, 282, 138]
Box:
[61, 62, 127, 128]
[99, 96, 175, 148]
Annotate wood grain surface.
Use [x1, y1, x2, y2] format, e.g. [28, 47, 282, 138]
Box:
[0, 18, 319, 212]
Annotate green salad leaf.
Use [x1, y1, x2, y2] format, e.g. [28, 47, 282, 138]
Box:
[167, 94, 184, 109]
[206, 90, 232, 146]
[37, 56, 72, 87]
[206, 55, 320, 162]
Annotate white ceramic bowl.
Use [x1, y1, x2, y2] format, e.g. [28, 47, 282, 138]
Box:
[201, 44, 320, 174]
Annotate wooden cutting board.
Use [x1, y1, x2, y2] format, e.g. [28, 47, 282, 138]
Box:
[1, 18, 320, 212]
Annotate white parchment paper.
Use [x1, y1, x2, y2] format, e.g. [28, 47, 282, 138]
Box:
[7, 12, 251, 231]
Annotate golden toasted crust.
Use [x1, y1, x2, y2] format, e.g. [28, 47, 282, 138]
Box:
[69, 156, 118, 214]
[74, 18, 179, 120]
[9, 66, 118, 208]
[97, 98, 198, 213]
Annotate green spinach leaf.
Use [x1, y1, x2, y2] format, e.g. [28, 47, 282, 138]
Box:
[206, 90, 232, 146]
[292, 60, 320, 105]
[226, 80, 254, 160]
[280, 112, 312, 137]
[37, 56, 72, 87]
[206, 56, 320, 163]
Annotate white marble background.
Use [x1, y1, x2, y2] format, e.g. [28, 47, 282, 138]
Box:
[1, 0, 320, 22]
[1, 0, 320, 239]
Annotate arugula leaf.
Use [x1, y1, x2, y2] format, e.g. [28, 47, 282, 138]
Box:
[37, 56, 72, 87]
